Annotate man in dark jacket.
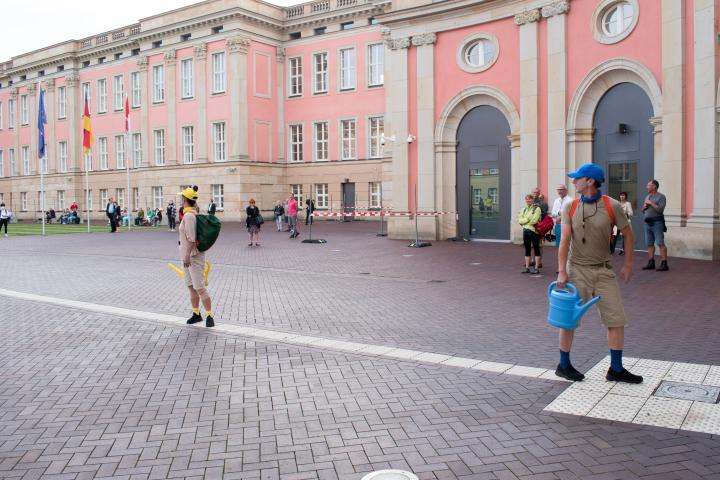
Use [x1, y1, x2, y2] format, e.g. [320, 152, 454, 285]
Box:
[208, 200, 217, 216]
[106, 197, 118, 233]
[305, 198, 315, 225]
[167, 201, 177, 231]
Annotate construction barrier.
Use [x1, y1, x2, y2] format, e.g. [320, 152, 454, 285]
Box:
[312, 211, 453, 217]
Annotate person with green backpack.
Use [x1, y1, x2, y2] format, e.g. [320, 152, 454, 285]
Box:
[179, 186, 221, 328]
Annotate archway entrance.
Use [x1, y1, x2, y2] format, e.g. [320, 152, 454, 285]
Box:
[456, 105, 511, 240]
[592, 82, 654, 250]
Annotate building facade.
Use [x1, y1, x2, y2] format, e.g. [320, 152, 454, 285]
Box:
[0, 0, 718, 259]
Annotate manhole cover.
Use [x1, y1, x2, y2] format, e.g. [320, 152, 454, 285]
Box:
[654, 381, 720, 403]
[361, 471, 419, 480]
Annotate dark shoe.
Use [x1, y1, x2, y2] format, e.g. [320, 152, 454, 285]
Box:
[656, 261, 669, 271]
[529, 267, 539, 275]
[521, 267, 530, 274]
[248, 243, 253, 246]
[255, 243, 260, 247]
[205, 316, 215, 328]
[618, 250, 624, 256]
[187, 313, 203, 325]
[606, 367, 643, 384]
[641, 259, 656, 270]
[556, 364, 585, 382]
[529, 261, 535, 267]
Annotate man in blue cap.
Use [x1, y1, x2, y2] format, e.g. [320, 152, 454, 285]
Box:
[555, 163, 643, 383]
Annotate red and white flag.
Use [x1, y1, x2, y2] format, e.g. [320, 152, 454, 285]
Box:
[124, 95, 130, 134]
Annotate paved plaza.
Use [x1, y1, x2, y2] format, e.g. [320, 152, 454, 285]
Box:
[1, 221, 720, 479]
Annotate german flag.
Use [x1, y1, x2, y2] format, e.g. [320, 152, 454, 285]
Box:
[82, 95, 93, 153]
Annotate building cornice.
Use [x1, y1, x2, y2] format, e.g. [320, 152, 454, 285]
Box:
[541, 0, 570, 17]
[514, 9, 541, 25]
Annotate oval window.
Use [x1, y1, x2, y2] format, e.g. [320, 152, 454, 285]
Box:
[602, 2, 635, 37]
[465, 39, 495, 68]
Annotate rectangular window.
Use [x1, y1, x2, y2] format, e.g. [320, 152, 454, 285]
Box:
[367, 43, 384, 87]
[315, 183, 328, 209]
[313, 52, 328, 94]
[113, 75, 124, 111]
[131, 71, 141, 107]
[341, 119, 356, 160]
[21, 146, 29, 175]
[20, 192, 27, 211]
[339, 48, 356, 90]
[182, 126, 194, 164]
[97, 78, 107, 113]
[0, 102, 3, 129]
[98, 137, 108, 169]
[213, 122, 226, 161]
[20, 95, 28, 124]
[211, 184, 224, 209]
[181, 58, 194, 98]
[289, 57, 303, 96]
[153, 129, 165, 166]
[8, 149, 14, 176]
[152, 65, 164, 102]
[58, 141, 68, 173]
[291, 184, 303, 206]
[57, 190, 65, 210]
[152, 186, 163, 210]
[8, 99, 14, 128]
[369, 182, 382, 209]
[212, 52, 226, 93]
[133, 187, 139, 210]
[115, 135, 125, 169]
[368, 116, 384, 158]
[116, 188, 125, 208]
[341, 21, 354, 30]
[289, 124, 303, 162]
[0, 151, 3, 177]
[132, 133, 142, 167]
[313, 121, 328, 161]
[57, 86, 67, 118]
[82, 82, 91, 110]
[100, 189, 108, 209]
[84, 152, 92, 171]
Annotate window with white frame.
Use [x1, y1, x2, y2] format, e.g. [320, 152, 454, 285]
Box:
[8, 149, 14, 176]
[57, 190, 65, 210]
[131, 71, 141, 107]
[152, 186, 163, 210]
[57, 86, 66, 118]
[153, 129, 165, 166]
[84, 151, 92, 171]
[0, 151, 3, 177]
[339, 48, 356, 90]
[211, 184, 224, 209]
[20, 192, 27, 211]
[0, 102, 3, 129]
[313, 52, 328, 94]
[20, 95, 28, 125]
[100, 189, 108, 209]
[213, 122, 226, 161]
[289, 56, 303, 96]
[367, 43, 384, 87]
[8, 99, 15, 128]
[21, 146, 29, 175]
[368, 116, 384, 158]
[81, 82, 91, 110]
[314, 121, 328, 161]
[315, 183, 328, 209]
[291, 184, 303, 206]
[181, 126, 194, 164]
[602, 1, 635, 37]
[97, 78, 107, 113]
[152, 65, 164, 102]
[132, 187, 139, 210]
[98, 137, 108, 169]
[289, 124, 303, 162]
[369, 182, 382, 209]
[341, 119, 356, 160]
[58, 141, 67, 173]
[132, 133, 142, 167]
[180, 58, 194, 98]
[116, 188, 125, 208]
[212, 52, 226, 93]
[85, 189, 93, 210]
[115, 135, 125, 169]
[113, 75, 124, 111]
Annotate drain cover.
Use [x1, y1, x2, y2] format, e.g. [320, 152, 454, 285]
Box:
[654, 381, 720, 403]
[361, 471, 419, 480]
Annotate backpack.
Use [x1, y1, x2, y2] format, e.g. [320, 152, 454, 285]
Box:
[534, 213, 554, 236]
[187, 212, 222, 252]
[568, 195, 616, 249]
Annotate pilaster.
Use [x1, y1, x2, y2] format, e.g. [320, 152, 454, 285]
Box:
[44, 78, 56, 174]
[9, 88, 19, 176]
[64, 74, 80, 172]
[516, 9, 540, 201]
[164, 50, 177, 165]
[137, 56, 150, 168]
[228, 36, 250, 161]
[27, 83, 37, 175]
[195, 44, 208, 163]
[276, 47, 286, 162]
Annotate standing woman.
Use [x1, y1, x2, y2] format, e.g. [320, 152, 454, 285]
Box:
[0, 203, 11, 237]
[518, 194, 542, 274]
[616, 192, 634, 255]
[273, 200, 284, 232]
[246, 198, 261, 246]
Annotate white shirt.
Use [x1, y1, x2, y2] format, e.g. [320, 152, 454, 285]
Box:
[0, 208, 10, 219]
[551, 195, 573, 223]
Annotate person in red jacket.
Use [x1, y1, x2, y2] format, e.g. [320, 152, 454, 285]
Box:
[287, 193, 300, 238]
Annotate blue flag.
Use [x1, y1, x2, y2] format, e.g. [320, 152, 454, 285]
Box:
[37, 87, 47, 159]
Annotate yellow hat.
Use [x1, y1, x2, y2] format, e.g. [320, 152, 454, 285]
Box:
[179, 186, 199, 201]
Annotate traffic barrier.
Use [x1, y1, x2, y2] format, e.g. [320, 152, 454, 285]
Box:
[312, 211, 453, 217]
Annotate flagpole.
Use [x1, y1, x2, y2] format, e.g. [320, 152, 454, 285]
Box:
[125, 94, 131, 231]
[86, 150, 90, 233]
[37, 80, 47, 236]
[41, 154, 45, 236]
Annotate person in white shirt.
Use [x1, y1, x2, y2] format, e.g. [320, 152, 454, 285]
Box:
[0, 203, 11, 237]
[550, 184, 573, 247]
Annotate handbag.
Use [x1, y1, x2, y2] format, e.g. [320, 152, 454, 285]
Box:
[255, 214, 264, 226]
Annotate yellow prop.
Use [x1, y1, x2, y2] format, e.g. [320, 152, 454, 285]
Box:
[167, 260, 211, 286]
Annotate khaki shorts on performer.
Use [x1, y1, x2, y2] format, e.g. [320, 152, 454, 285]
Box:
[183, 252, 206, 290]
[568, 262, 627, 328]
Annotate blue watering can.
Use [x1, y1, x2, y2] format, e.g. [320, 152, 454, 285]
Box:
[547, 282, 601, 330]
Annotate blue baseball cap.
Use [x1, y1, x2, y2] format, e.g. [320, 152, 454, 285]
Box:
[567, 163, 605, 183]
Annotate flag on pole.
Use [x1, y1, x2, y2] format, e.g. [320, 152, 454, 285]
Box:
[82, 95, 93, 153]
[124, 95, 130, 134]
[37, 87, 47, 158]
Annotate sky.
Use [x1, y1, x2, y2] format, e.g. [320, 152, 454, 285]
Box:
[0, 0, 305, 62]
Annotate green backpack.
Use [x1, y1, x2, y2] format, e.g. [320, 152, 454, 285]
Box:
[195, 213, 221, 252]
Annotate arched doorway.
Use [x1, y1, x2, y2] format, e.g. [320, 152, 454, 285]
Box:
[456, 105, 511, 240]
[592, 82, 654, 250]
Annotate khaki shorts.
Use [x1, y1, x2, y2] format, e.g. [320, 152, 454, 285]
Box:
[568, 263, 627, 328]
[183, 252, 206, 291]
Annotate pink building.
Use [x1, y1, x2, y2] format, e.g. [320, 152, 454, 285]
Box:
[0, 0, 718, 259]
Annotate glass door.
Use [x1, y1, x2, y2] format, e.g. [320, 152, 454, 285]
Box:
[469, 168, 500, 238]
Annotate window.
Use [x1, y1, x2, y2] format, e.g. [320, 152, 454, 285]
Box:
[116, 188, 125, 208]
[132, 133, 142, 167]
[133, 187, 139, 210]
[131, 72, 141, 107]
[289, 124, 303, 162]
[0, 151, 3, 177]
[465, 40, 494, 68]
[181, 58, 194, 98]
[181, 33, 191, 42]
[182, 126, 194, 164]
[314, 27, 327, 35]
[153, 129, 165, 166]
[152, 40, 162, 49]
[20, 192, 27, 211]
[212, 52, 226, 93]
[603, 1, 635, 37]
[289, 57, 303, 96]
[113, 75, 124, 111]
[213, 122, 226, 161]
[8, 149, 14, 176]
[57, 65, 65, 72]
[368, 116, 384, 158]
[97, 78, 107, 113]
[100, 189, 108, 209]
[58, 142, 68, 173]
[341, 21, 354, 30]
[131, 48, 140, 56]
[339, 48, 356, 90]
[367, 43, 384, 87]
[152, 186, 163, 210]
[289, 32, 301, 40]
[341, 119, 356, 160]
[98, 57, 105, 64]
[314, 122, 329, 161]
[20, 95, 28, 125]
[82, 82, 91, 109]
[0, 102, 3, 129]
[8, 99, 14, 128]
[21, 146, 29, 175]
[313, 52, 328, 94]
[291, 184, 303, 206]
[57, 190, 65, 210]
[369, 182, 382, 209]
[85, 189, 93, 210]
[114, 53, 122, 60]
[57, 86, 66, 118]
[84, 152, 92, 171]
[315, 183, 328, 209]
[212, 25, 223, 34]
[488, 187, 498, 205]
[99, 137, 108, 169]
[152, 65, 164, 102]
[115, 135, 125, 169]
[82, 61, 90, 68]
[457, 34, 499, 73]
[211, 184, 224, 209]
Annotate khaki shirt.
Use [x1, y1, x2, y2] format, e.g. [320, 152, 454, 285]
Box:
[562, 196, 629, 266]
[179, 211, 199, 258]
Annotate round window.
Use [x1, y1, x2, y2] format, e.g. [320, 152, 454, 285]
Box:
[602, 1, 635, 37]
[457, 34, 499, 73]
[592, 0, 639, 44]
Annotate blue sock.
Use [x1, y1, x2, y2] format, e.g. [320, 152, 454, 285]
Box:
[610, 349, 623, 372]
[560, 350, 571, 369]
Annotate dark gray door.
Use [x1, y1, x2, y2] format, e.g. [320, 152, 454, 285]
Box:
[342, 182, 355, 222]
[456, 105, 511, 240]
[592, 82, 654, 250]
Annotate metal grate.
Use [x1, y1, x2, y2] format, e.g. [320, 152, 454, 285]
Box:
[654, 381, 720, 404]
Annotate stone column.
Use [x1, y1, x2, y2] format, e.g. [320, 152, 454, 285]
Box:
[276, 47, 286, 163]
[435, 141, 457, 239]
[195, 44, 208, 163]
[542, 1, 570, 190]
[9, 88, 19, 176]
[27, 83, 37, 175]
[509, 133, 522, 242]
[515, 9, 540, 201]
[659, 0, 685, 224]
[64, 74, 80, 172]
[137, 56, 150, 168]
[44, 78, 56, 174]
[164, 50, 177, 165]
[228, 36, 250, 161]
